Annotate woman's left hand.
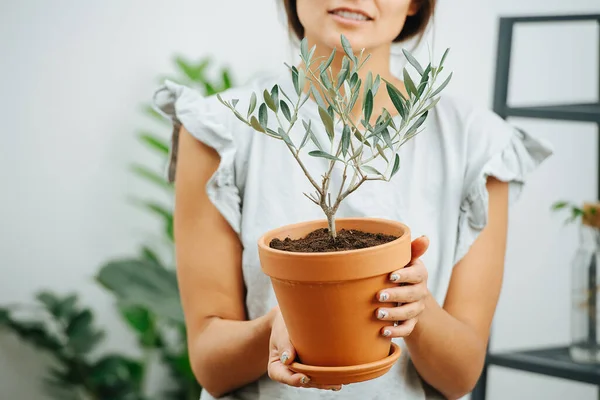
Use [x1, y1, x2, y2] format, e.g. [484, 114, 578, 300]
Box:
[376, 236, 430, 338]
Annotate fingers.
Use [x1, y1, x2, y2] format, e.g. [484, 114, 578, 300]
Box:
[388, 260, 428, 285]
[267, 359, 308, 388]
[410, 235, 430, 262]
[381, 317, 418, 338]
[376, 300, 424, 322]
[378, 283, 428, 303]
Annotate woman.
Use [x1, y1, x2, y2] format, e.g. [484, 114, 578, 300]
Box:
[154, 0, 552, 399]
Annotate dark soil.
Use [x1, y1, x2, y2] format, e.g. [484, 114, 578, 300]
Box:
[269, 228, 398, 253]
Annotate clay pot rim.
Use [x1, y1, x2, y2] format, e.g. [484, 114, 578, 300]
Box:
[257, 217, 409, 258]
[289, 342, 401, 375]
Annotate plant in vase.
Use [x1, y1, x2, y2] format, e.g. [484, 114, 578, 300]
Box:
[552, 201, 600, 363]
[217, 35, 452, 384]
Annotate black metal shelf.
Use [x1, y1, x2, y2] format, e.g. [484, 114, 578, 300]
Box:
[504, 103, 600, 123]
[487, 347, 600, 385]
[472, 12, 600, 400]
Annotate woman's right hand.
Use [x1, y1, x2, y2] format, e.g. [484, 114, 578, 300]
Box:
[268, 307, 342, 391]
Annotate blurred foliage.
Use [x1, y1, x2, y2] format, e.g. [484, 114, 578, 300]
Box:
[0, 56, 234, 399]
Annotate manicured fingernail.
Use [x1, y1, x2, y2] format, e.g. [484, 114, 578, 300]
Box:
[280, 352, 290, 364]
[377, 309, 388, 319]
[390, 273, 400, 282]
[382, 329, 392, 337]
[300, 376, 310, 385]
[379, 292, 389, 302]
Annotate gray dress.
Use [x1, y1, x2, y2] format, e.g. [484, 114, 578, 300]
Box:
[153, 67, 553, 400]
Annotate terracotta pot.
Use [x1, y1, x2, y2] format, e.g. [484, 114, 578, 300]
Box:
[258, 217, 411, 369]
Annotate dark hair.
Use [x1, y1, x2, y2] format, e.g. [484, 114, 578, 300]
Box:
[282, 0, 435, 43]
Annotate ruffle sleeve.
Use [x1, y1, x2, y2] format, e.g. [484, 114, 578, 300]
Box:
[454, 116, 553, 264]
[153, 80, 242, 235]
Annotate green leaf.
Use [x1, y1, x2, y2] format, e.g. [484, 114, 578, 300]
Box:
[361, 165, 384, 177]
[430, 72, 453, 97]
[139, 133, 169, 155]
[386, 81, 407, 119]
[300, 38, 309, 61]
[97, 259, 183, 323]
[119, 305, 157, 347]
[140, 246, 162, 265]
[175, 57, 206, 81]
[308, 150, 341, 162]
[258, 103, 268, 128]
[403, 68, 417, 96]
[381, 127, 393, 149]
[278, 128, 295, 148]
[247, 92, 257, 116]
[303, 120, 324, 151]
[297, 68, 306, 95]
[36, 292, 59, 312]
[142, 105, 167, 123]
[320, 69, 332, 90]
[440, 48, 450, 67]
[420, 97, 441, 115]
[348, 80, 361, 112]
[280, 100, 292, 122]
[291, 66, 300, 94]
[336, 68, 349, 90]
[318, 106, 334, 141]
[222, 69, 233, 89]
[134, 200, 173, 241]
[340, 34, 356, 63]
[364, 90, 373, 122]
[250, 116, 265, 133]
[231, 99, 239, 108]
[551, 201, 569, 210]
[311, 85, 327, 110]
[66, 310, 103, 354]
[270, 85, 279, 111]
[89, 355, 144, 391]
[321, 48, 336, 73]
[341, 125, 351, 157]
[406, 111, 429, 136]
[402, 49, 424, 75]
[131, 165, 171, 191]
[364, 72, 373, 103]
[376, 144, 389, 162]
[120, 305, 152, 334]
[263, 89, 276, 111]
[341, 56, 350, 74]
[391, 154, 401, 177]
[350, 72, 359, 88]
[372, 74, 381, 95]
[0, 308, 9, 324]
[299, 120, 312, 150]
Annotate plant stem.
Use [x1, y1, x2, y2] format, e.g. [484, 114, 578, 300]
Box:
[326, 211, 337, 239]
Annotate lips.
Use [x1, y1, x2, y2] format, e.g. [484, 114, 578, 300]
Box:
[329, 8, 373, 22]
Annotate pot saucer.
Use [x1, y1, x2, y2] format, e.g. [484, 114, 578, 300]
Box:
[289, 343, 401, 385]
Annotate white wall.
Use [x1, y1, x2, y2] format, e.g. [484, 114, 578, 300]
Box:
[0, 1, 598, 399]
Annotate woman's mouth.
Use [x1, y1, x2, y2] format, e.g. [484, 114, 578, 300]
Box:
[329, 8, 373, 23]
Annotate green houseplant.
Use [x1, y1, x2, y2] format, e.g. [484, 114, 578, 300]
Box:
[217, 36, 452, 384]
[0, 56, 234, 399]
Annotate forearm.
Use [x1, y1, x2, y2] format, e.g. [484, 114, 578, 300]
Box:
[404, 293, 486, 399]
[190, 309, 276, 398]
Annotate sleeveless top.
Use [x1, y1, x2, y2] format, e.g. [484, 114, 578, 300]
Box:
[153, 67, 552, 400]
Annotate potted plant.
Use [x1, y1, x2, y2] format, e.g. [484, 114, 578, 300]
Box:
[218, 35, 452, 384]
[552, 201, 600, 363]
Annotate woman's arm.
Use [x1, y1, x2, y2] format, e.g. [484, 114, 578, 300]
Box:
[403, 177, 509, 399]
[174, 126, 275, 398]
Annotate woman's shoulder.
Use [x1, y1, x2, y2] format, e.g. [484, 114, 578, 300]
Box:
[154, 70, 285, 123]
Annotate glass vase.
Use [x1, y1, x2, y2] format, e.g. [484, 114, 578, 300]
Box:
[569, 208, 600, 363]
